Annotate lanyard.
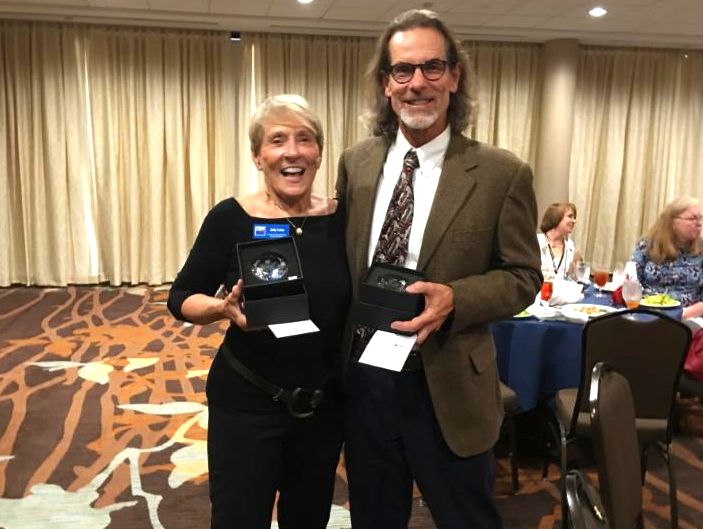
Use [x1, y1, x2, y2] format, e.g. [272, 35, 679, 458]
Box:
[545, 234, 566, 274]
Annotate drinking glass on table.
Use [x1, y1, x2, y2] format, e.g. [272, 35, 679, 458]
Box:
[540, 269, 555, 304]
[575, 261, 591, 284]
[622, 278, 643, 319]
[593, 264, 609, 297]
[612, 262, 626, 287]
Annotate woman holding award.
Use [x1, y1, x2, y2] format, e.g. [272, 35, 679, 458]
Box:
[168, 95, 350, 529]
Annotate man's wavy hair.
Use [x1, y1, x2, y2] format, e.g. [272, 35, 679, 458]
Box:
[364, 9, 476, 138]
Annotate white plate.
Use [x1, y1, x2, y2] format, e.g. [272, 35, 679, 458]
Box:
[640, 294, 680, 308]
[561, 303, 618, 319]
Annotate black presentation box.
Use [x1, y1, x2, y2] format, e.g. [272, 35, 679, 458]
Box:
[353, 262, 426, 334]
[236, 237, 309, 326]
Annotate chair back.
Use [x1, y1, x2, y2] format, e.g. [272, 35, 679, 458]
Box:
[564, 470, 608, 529]
[589, 362, 643, 529]
[570, 308, 691, 441]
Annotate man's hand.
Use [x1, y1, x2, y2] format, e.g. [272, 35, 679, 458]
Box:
[390, 281, 454, 345]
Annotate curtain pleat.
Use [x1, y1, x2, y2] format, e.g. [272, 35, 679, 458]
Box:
[1, 21, 240, 285]
[465, 41, 543, 166]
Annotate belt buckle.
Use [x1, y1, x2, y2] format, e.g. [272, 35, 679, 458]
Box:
[285, 387, 324, 419]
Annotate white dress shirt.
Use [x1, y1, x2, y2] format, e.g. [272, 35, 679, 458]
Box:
[367, 126, 451, 270]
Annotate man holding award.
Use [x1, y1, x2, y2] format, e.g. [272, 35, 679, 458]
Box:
[336, 9, 541, 529]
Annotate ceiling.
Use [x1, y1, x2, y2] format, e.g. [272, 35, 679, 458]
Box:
[1, 0, 703, 49]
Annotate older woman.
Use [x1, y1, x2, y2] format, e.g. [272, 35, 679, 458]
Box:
[167, 95, 350, 529]
[537, 202, 580, 279]
[632, 196, 703, 319]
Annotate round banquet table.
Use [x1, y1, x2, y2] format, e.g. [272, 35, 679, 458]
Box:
[490, 286, 683, 411]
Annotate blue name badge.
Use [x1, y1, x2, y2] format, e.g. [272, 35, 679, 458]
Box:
[252, 223, 290, 239]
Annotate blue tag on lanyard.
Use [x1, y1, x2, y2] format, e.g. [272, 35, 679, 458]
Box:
[252, 223, 290, 239]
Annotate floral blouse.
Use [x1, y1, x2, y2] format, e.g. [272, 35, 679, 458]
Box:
[631, 238, 703, 307]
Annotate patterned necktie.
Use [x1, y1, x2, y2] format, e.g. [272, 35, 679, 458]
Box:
[373, 149, 419, 265]
[351, 149, 419, 362]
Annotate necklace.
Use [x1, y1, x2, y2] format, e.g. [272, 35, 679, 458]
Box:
[285, 216, 307, 236]
[269, 197, 308, 236]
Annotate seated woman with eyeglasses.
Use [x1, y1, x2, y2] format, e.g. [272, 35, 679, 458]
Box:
[631, 196, 703, 319]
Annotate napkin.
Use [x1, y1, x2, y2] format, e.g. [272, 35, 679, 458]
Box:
[526, 303, 562, 321]
[548, 279, 584, 306]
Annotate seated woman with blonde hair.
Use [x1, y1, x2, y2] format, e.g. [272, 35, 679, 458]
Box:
[537, 202, 580, 279]
[631, 196, 703, 319]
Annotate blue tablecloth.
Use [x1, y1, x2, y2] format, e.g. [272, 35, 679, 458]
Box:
[490, 287, 683, 411]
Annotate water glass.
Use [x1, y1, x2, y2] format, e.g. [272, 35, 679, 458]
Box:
[622, 279, 643, 319]
[576, 261, 591, 284]
[612, 262, 626, 287]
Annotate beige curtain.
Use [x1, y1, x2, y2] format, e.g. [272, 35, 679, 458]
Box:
[570, 47, 703, 266]
[4, 22, 702, 285]
[0, 23, 93, 286]
[86, 27, 237, 285]
[1, 22, 240, 286]
[236, 33, 376, 198]
[464, 41, 543, 167]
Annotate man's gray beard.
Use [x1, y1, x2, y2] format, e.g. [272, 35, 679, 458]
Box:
[398, 107, 439, 131]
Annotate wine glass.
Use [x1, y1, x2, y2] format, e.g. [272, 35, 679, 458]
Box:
[622, 278, 643, 319]
[593, 264, 609, 298]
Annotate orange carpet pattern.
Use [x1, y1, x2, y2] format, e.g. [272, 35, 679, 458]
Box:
[0, 286, 701, 528]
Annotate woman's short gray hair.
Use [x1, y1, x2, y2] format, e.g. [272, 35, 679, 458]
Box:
[249, 94, 324, 155]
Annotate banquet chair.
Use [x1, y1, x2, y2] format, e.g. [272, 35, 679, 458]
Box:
[564, 470, 607, 529]
[499, 381, 520, 492]
[589, 362, 644, 529]
[679, 319, 703, 399]
[554, 308, 690, 529]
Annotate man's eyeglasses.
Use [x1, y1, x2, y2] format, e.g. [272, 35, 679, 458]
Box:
[676, 215, 703, 223]
[387, 59, 449, 83]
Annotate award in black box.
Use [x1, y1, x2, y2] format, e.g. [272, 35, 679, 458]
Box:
[236, 237, 309, 326]
[353, 262, 426, 334]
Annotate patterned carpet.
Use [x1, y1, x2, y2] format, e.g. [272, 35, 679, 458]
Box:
[0, 286, 701, 529]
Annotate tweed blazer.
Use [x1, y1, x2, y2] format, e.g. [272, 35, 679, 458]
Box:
[336, 133, 542, 457]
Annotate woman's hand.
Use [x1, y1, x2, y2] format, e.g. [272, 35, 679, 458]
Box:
[221, 279, 249, 329]
[683, 301, 703, 319]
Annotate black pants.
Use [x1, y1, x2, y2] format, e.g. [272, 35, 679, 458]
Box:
[207, 397, 343, 529]
[345, 363, 502, 529]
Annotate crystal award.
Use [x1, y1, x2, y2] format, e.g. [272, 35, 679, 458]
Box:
[376, 274, 408, 292]
[251, 252, 289, 282]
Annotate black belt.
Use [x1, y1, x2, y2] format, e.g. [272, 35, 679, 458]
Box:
[221, 345, 328, 419]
